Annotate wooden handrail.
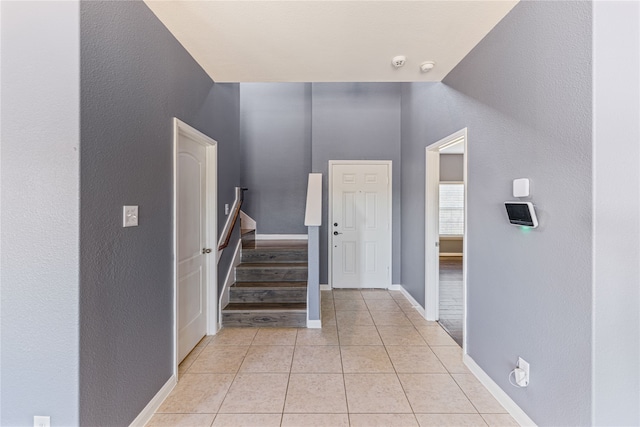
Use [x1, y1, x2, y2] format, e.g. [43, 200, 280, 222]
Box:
[218, 199, 242, 251]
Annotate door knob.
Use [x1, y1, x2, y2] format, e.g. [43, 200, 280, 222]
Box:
[202, 248, 212, 254]
[333, 231, 343, 236]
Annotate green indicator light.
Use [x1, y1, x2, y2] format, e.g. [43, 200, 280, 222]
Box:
[520, 226, 532, 234]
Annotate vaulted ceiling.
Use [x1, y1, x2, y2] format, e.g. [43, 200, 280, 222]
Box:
[144, 1, 518, 83]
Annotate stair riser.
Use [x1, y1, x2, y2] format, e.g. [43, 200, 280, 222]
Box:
[230, 288, 307, 304]
[236, 268, 307, 282]
[241, 250, 307, 263]
[222, 311, 306, 327]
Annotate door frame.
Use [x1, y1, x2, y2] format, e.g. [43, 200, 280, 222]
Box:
[328, 160, 393, 289]
[425, 128, 467, 348]
[173, 118, 218, 377]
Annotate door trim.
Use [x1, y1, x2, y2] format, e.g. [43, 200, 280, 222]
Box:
[173, 118, 218, 378]
[328, 160, 392, 289]
[425, 128, 467, 350]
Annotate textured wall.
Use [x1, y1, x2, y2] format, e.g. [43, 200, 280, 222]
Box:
[80, 2, 240, 425]
[0, 2, 80, 425]
[311, 83, 402, 285]
[404, 2, 593, 425]
[592, 2, 640, 425]
[240, 83, 312, 234]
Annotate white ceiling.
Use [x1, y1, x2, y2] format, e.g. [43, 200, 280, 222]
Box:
[144, 1, 518, 83]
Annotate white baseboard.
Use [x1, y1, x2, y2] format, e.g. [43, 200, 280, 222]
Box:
[256, 234, 308, 240]
[307, 319, 322, 328]
[463, 354, 537, 427]
[395, 284, 426, 317]
[320, 284, 331, 291]
[440, 252, 463, 257]
[388, 284, 402, 291]
[218, 239, 242, 327]
[129, 375, 176, 427]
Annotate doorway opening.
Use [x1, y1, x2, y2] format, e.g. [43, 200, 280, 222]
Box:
[173, 118, 218, 377]
[425, 129, 467, 348]
[328, 160, 392, 289]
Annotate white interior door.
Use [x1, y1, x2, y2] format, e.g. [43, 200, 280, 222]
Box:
[177, 132, 209, 363]
[425, 149, 440, 321]
[330, 162, 391, 288]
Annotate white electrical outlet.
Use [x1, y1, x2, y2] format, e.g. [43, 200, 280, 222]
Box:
[123, 205, 139, 227]
[517, 357, 530, 387]
[34, 416, 50, 427]
[225, 204, 230, 215]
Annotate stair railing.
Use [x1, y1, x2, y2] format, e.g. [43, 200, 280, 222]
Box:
[304, 174, 322, 328]
[217, 187, 247, 260]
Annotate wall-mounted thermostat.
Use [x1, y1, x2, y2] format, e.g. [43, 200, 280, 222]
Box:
[505, 202, 538, 228]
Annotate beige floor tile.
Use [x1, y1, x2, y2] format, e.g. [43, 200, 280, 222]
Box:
[416, 325, 458, 346]
[178, 336, 212, 374]
[239, 345, 294, 372]
[344, 374, 413, 413]
[292, 345, 343, 373]
[360, 290, 394, 300]
[334, 299, 369, 311]
[157, 374, 234, 413]
[416, 413, 488, 426]
[321, 299, 335, 310]
[349, 413, 419, 426]
[212, 413, 282, 427]
[332, 290, 364, 300]
[188, 345, 249, 374]
[146, 413, 216, 427]
[251, 328, 298, 345]
[406, 312, 439, 327]
[398, 374, 477, 413]
[219, 373, 289, 413]
[376, 326, 427, 346]
[281, 413, 349, 427]
[340, 346, 394, 373]
[336, 310, 374, 327]
[338, 325, 383, 345]
[480, 414, 519, 426]
[296, 326, 339, 345]
[431, 346, 471, 374]
[364, 299, 402, 311]
[370, 310, 412, 326]
[385, 346, 448, 373]
[321, 290, 334, 299]
[452, 374, 507, 414]
[210, 328, 257, 346]
[284, 373, 348, 413]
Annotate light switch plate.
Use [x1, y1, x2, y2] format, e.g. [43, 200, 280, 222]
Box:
[34, 416, 50, 427]
[123, 205, 139, 227]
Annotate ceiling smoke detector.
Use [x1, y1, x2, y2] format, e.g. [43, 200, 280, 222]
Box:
[420, 61, 435, 72]
[392, 55, 406, 68]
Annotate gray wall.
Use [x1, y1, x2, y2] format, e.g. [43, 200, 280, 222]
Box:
[80, 2, 240, 425]
[404, 2, 593, 425]
[0, 2, 80, 425]
[240, 83, 311, 234]
[440, 154, 464, 182]
[311, 83, 402, 285]
[239, 83, 402, 284]
[592, 2, 640, 425]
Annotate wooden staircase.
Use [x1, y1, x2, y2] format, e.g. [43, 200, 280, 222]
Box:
[221, 231, 308, 327]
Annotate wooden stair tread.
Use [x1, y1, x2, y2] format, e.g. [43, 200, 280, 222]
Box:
[236, 262, 308, 269]
[223, 302, 306, 311]
[233, 281, 307, 288]
[242, 240, 308, 250]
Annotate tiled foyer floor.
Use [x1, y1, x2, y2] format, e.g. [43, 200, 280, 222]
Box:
[147, 290, 518, 427]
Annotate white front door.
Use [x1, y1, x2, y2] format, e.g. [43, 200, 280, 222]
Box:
[330, 162, 391, 288]
[177, 131, 209, 363]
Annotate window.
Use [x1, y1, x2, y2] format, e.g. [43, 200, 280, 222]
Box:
[439, 183, 464, 235]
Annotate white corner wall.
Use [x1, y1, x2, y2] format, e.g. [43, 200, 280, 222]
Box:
[0, 1, 81, 425]
[592, 2, 640, 425]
